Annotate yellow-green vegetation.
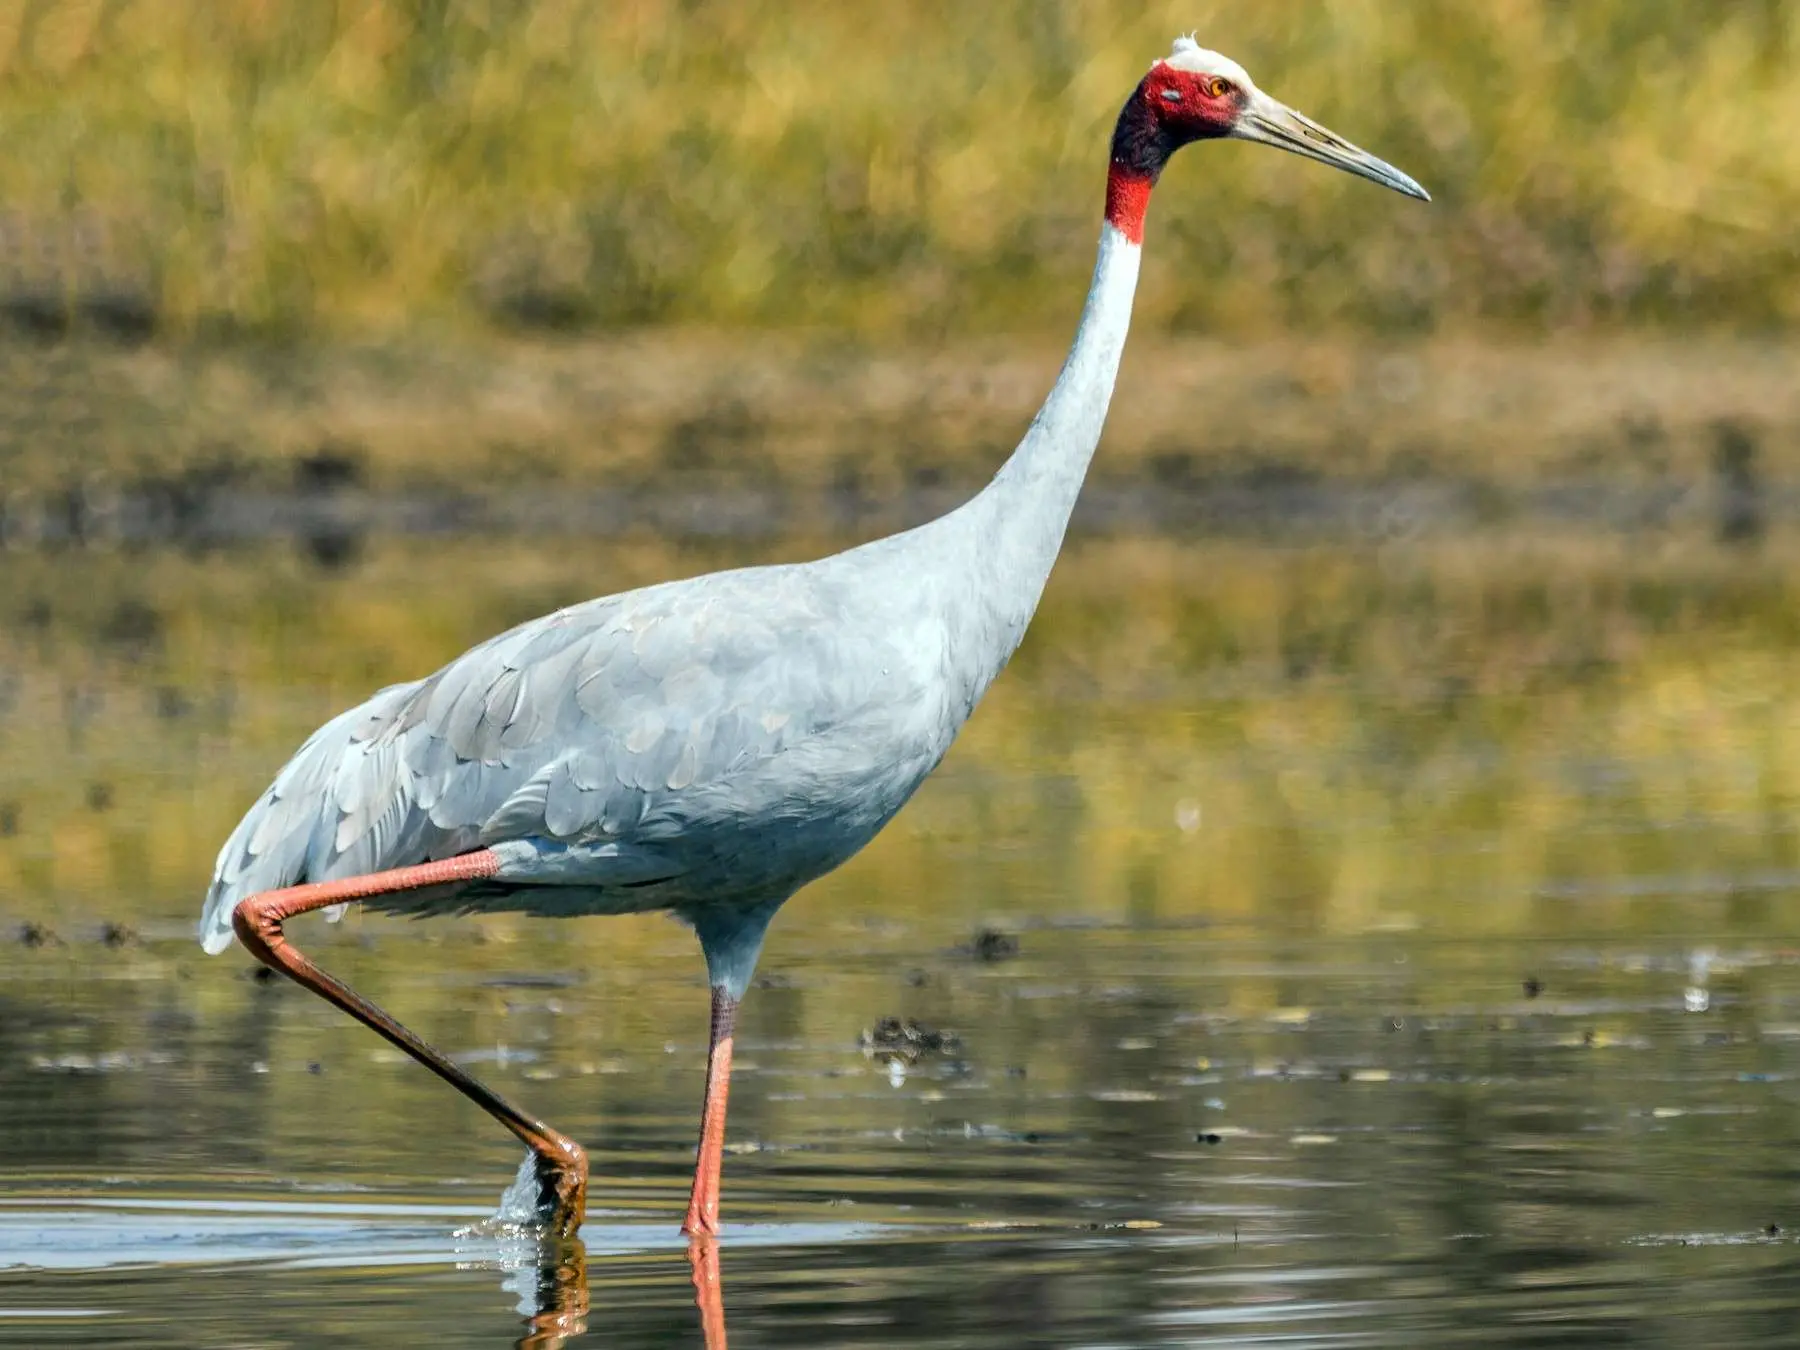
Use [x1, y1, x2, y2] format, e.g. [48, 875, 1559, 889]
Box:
[6, 530, 1800, 948]
[3, 1, 1798, 340]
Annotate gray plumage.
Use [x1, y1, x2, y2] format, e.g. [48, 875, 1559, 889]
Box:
[200, 222, 1143, 995]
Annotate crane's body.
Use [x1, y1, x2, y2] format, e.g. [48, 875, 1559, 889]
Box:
[202, 37, 1426, 1242]
[202, 232, 1135, 988]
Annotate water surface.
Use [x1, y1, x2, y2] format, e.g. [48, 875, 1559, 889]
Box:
[2, 525, 1799, 1345]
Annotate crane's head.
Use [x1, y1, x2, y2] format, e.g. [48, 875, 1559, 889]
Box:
[1108, 37, 1427, 241]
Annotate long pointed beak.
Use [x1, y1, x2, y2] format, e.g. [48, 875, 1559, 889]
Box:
[1232, 92, 1430, 202]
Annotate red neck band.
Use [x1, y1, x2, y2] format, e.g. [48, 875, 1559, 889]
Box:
[1104, 166, 1153, 244]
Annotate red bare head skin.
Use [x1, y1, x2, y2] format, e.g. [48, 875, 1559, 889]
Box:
[1106, 58, 1248, 244]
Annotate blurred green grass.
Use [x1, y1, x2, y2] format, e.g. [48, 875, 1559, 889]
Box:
[2, 0, 1797, 340]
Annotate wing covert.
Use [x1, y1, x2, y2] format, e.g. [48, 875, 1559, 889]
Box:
[201, 565, 892, 952]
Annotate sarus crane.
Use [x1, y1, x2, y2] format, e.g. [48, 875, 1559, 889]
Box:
[201, 36, 1428, 1240]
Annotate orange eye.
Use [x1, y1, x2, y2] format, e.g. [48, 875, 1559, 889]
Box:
[1207, 77, 1233, 99]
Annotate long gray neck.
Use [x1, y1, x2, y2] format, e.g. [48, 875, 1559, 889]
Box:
[959, 223, 1142, 665]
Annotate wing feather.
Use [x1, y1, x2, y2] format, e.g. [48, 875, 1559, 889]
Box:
[201, 567, 900, 954]
[542, 759, 597, 838]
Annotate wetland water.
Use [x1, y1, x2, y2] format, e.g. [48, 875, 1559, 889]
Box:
[2, 517, 1800, 1345]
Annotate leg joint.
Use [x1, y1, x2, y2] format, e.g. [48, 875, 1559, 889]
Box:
[231, 893, 284, 956]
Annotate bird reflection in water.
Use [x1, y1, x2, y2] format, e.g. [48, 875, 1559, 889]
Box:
[509, 1238, 727, 1350]
[688, 1240, 729, 1349]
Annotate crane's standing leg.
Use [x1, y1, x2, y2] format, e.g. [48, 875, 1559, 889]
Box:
[681, 904, 776, 1238]
[230, 850, 588, 1237]
[681, 987, 739, 1237]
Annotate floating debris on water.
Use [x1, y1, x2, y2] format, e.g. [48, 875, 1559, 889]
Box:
[16, 922, 60, 948]
[860, 1016, 961, 1063]
[964, 928, 1020, 963]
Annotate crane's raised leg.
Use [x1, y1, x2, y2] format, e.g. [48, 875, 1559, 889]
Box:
[230, 850, 588, 1237]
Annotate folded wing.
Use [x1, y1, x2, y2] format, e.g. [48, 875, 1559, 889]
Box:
[201, 567, 871, 952]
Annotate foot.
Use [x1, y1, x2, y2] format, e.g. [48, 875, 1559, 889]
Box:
[531, 1136, 588, 1239]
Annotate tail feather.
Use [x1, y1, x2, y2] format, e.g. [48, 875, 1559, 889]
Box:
[198, 683, 421, 954]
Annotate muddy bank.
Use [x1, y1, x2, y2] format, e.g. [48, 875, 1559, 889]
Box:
[1, 334, 1796, 545]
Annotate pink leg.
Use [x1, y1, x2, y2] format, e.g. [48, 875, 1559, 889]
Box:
[680, 987, 740, 1237]
[230, 851, 589, 1237]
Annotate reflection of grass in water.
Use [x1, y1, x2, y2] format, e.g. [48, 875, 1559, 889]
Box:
[5, 531, 1800, 952]
[6, 531, 1800, 1237]
[0, 3, 1797, 338]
